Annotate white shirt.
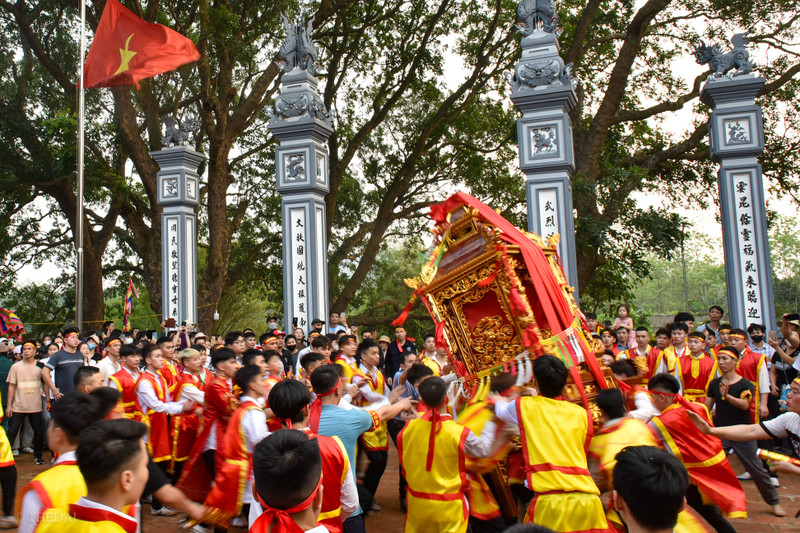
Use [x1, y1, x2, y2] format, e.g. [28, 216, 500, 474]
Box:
[247, 429, 360, 526]
[177, 372, 205, 404]
[97, 356, 121, 385]
[628, 390, 661, 422]
[71, 497, 138, 530]
[356, 364, 389, 403]
[108, 367, 140, 391]
[295, 347, 312, 375]
[136, 370, 185, 443]
[239, 396, 269, 504]
[19, 451, 79, 533]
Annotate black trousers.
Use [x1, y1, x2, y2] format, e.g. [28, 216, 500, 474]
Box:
[150, 461, 171, 511]
[686, 484, 736, 533]
[386, 418, 407, 498]
[7, 411, 44, 459]
[0, 465, 16, 516]
[362, 449, 388, 498]
[343, 514, 367, 533]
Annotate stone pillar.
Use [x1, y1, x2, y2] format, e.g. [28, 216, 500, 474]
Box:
[268, 66, 334, 334]
[507, 29, 579, 292]
[152, 145, 205, 326]
[701, 76, 776, 332]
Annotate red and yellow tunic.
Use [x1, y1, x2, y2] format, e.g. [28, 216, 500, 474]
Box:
[515, 396, 607, 533]
[398, 411, 469, 533]
[36, 501, 138, 533]
[676, 353, 718, 404]
[352, 366, 388, 451]
[649, 403, 747, 518]
[160, 359, 179, 394]
[171, 371, 204, 471]
[333, 354, 357, 382]
[108, 368, 142, 421]
[0, 403, 13, 468]
[625, 346, 663, 382]
[737, 348, 767, 423]
[589, 418, 657, 493]
[309, 431, 350, 533]
[17, 457, 82, 525]
[589, 418, 711, 533]
[137, 371, 172, 463]
[205, 400, 262, 527]
[177, 376, 239, 502]
[264, 374, 283, 432]
[457, 401, 511, 521]
[660, 345, 683, 375]
[419, 354, 445, 377]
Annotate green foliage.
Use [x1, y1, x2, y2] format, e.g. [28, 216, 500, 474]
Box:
[346, 240, 434, 339]
[1, 0, 800, 334]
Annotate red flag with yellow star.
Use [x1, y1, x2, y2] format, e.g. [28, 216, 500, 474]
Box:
[83, 0, 200, 89]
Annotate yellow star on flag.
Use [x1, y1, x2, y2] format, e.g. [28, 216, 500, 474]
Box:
[113, 34, 137, 75]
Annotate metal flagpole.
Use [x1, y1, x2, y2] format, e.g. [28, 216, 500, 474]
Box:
[75, 0, 86, 332]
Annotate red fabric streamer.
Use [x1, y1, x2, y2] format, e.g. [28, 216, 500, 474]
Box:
[422, 404, 447, 471]
[308, 378, 341, 433]
[250, 475, 323, 533]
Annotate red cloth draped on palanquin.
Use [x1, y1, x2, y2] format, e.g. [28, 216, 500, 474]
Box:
[397, 192, 608, 405]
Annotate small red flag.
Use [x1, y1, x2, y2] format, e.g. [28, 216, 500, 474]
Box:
[83, 0, 201, 89]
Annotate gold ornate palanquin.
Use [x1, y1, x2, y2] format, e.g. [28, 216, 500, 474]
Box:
[406, 204, 612, 422]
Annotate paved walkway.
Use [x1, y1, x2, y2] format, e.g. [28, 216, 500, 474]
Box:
[11, 446, 800, 532]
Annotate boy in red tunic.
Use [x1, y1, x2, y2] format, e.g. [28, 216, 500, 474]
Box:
[675, 332, 719, 404]
[264, 378, 358, 532]
[647, 373, 746, 533]
[109, 346, 142, 421]
[205, 365, 268, 528]
[136, 343, 192, 516]
[156, 336, 180, 393]
[171, 348, 206, 483]
[177, 347, 239, 503]
[729, 328, 770, 422]
[251, 430, 327, 533]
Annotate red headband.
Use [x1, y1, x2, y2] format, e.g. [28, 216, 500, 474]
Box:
[65, 332, 79, 339]
[21, 341, 37, 350]
[308, 378, 341, 433]
[728, 333, 746, 341]
[255, 474, 322, 533]
[106, 339, 122, 347]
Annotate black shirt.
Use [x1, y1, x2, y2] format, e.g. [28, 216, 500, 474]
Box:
[385, 339, 417, 379]
[708, 376, 754, 427]
[772, 349, 799, 387]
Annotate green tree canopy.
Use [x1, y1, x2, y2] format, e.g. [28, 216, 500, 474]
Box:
[0, 0, 799, 332]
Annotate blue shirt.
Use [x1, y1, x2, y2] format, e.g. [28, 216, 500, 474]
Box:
[317, 404, 374, 516]
[392, 370, 418, 421]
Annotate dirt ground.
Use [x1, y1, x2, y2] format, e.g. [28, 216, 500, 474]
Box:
[9, 445, 800, 532]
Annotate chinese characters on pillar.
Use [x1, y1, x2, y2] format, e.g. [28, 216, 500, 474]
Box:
[732, 173, 761, 322]
[289, 208, 309, 330]
[538, 190, 559, 240]
[166, 216, 180, 320]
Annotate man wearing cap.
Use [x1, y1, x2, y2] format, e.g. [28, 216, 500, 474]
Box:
[42, 327, 84, 399]
[310, 318, 325, 336]
[96, 336, 122, 386]
[193, 332, 208, 348]
[385, 327, 416, 386]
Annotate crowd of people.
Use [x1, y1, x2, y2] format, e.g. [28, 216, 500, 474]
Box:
[0, 307, 798, 532]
